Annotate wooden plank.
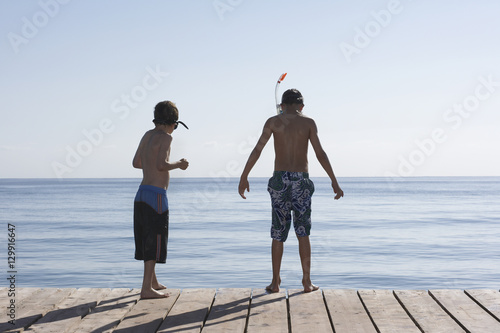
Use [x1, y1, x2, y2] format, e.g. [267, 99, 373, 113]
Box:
[1, 287, 13, 329]
[288, 289, 332, 332]
[113, 289, 180, 333]
[157, 288, 216, 333]
[70, 288, 141, 333]
[323, 289, 376, 333]
[23, 288, 110, 333]
[430, 289, 500, 332]
[246, 289, 288, 333]
[1, 288, 41, 324]
[202, 288, 251, 333]
[394, 290, 465, 333]
[358, 289, 420, 333]
[6, 287, 500, 333]
[465, 289, 500, 321]
[1, 288, 42, 308]
[1, 287, 41, 309]
[1, 288, 76, 333]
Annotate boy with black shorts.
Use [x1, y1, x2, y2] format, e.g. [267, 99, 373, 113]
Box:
[132, 101, 189, 299]
[238, 89, 343, 293]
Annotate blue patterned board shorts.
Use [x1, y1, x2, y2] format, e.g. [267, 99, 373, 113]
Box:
[268, 171, 315, 242]
[134, 185, 169, 263]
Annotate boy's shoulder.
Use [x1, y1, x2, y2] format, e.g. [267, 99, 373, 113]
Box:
[299, 113, 315, 121]
[299, 114, 317, 127]
[264, 113, 316, 128]
[143, 129, 173, 143]
[157, 131, 173, 144]
[266, 113, 315, 121]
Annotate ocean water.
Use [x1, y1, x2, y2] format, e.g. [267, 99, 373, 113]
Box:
[1, 177, 499, 290]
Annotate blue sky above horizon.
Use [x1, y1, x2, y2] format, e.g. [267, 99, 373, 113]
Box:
[1, 0, 500, 179]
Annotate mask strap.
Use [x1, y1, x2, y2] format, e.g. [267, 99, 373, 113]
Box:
[176, 121, 189, 129]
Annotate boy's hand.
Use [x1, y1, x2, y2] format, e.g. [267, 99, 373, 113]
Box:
[238, 178, 250, 199]
[332, 183, 344, 200]
[179, 158, 189, 170]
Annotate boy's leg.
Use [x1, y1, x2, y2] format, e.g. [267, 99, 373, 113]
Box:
[267, 171, 292, 293]
[152, 270, 167, 290]
[297, 235, 319, 292]
[141, 260, 169, 299]
[266, 239, 284, 293]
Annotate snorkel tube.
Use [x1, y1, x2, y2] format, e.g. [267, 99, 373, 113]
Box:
[275, 73, 287, 114]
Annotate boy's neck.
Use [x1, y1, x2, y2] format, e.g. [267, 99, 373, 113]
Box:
[155, 124, 173, 134]
[282, 104, 304, 115]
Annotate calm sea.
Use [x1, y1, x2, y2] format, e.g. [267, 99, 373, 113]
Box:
[1, 177, 499, 290]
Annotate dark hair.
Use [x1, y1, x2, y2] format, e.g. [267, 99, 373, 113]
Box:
[281, 89, 304, 105]
[153, 101, 179, 125]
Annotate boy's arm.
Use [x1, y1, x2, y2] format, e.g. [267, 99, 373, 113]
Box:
[309, 120, 344, 200]
[238, 119, 273, 199]
[156, 135, 189, 171]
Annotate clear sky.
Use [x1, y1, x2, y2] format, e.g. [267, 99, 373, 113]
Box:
[2, 0, 499, 179]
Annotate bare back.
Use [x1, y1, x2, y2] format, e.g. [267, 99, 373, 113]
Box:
[269, 113, 314, 173]
[133, 129, 172, 189]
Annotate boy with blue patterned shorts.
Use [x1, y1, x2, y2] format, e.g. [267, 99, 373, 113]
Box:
[239, 89, 343, 293]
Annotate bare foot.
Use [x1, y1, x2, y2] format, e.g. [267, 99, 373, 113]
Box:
[153, 283, 167, 290]
[265, 283, 280, 293]
[141, 288, 169, 299]
[303, 280, 319, 293]
[266, 278, 281, 293]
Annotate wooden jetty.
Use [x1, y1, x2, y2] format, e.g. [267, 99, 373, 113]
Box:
[1, 287, 500, 332]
